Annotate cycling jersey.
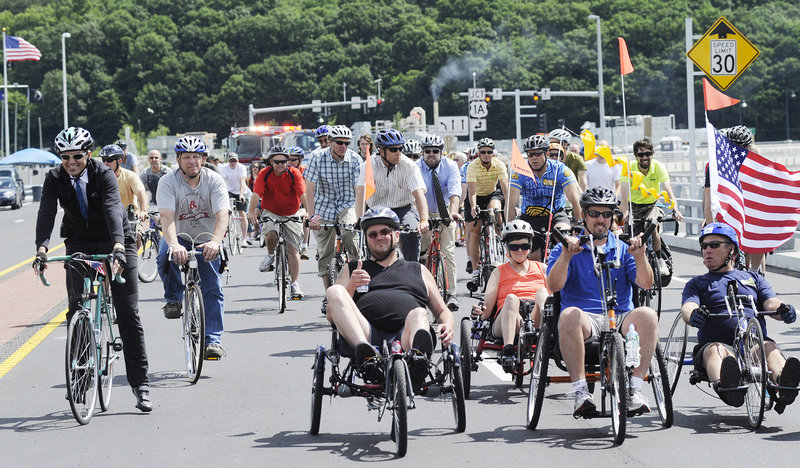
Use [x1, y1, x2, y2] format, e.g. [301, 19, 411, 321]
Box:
[511, 159, 576, 217]
[466, 157, 508, 196]
[622, 159, 669, 204]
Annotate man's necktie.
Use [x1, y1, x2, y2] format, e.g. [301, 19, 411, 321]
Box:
[430, 166, 450, 226]
[74, 180, 88, 219]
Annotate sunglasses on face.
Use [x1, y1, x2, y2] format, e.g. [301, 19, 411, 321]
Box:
[61, 153, 86, 161]
[386, 147, 403, 153]
[424, 149, 440, 154]
[636, 151, 653, 157]
[527, 150, 545, 157]
[289, 158, 301, 162]
[271, 159, 288, 165]
[507, 243, 532, 251]
[701, 241, 730, 250]
[367, 228, 393, 239]
[480, 150, 493, 155]
[101, 157, 119, 163]
[333, 140, 350, 146]
[586, 209, 614, 219]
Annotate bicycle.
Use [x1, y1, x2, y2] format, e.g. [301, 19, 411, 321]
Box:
[227, 197, 245, 255]
[629, 214, 679, 317]
[318, 221, 356, 287]
[261, 215, 304, 314]
[136, 209, 162, 283]
[425, 217, 451, 305]
[467, 208, 504, 296]
[38, 253, 125, 425]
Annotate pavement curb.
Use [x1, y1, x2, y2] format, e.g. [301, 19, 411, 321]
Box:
[663, 233, 800, 274]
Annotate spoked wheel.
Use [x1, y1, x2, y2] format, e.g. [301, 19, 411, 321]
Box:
[448, 344, 467, 432]
[310, 346, 326, 435]
[459, 318, 473, 399]
[233, 222, 242, 255]
[649, 343, 673, 427]
[527, 320, 550, 430]
[276, 244, 288, 314]
[740, 318, 767, 429]
[138, 231, 159, 282]
[433, 253, 449, 303]
[65, 312, 98, 425]
[664, 313, 688, 396]
[97, 308, 116, 412]
[184, 284, 206, 383]
[608, 333, 627, 445]
[649, 253, 662, 317]
[391, 359, 408, 457]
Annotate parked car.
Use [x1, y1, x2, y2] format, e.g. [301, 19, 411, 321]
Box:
[0, 176, 23, 209]
[0, 167, 24, 198]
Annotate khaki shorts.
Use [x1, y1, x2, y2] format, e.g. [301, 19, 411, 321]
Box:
[584, 311, 630, 342]
[261, 209, 304, 250]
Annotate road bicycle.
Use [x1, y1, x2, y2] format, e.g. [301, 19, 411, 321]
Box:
[467, 208, 504, 296]
[38, 253, 124, 425]
[136, 209, 162, 283]
[261, 215, 303, 314]
[629, 214, 679, 317]
[425, 217, 451, 306]
[318, 221, 356, 287]
[227, 197, 245, 255]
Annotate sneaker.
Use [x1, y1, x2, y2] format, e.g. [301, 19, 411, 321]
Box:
[290, 282, 304, 300]
[465, 260, 473, 274]
[573, 391, 596, 416]
[259, 253, 275, 272]
[466, 271, 481, 292]
[778, 357, 800, 406]
[300, 246, 310, 260]
[446, 295, 460, 311]
[132, 385, 153, 413]
[162, 302, 182, 319]
[715, 355, 745, 407]
[409, 329, 433, 388]
[627, 387, 651, 415]
[205, 343, 225, 360]
[657, 257, 669, 275]
[500, 344, 516, 374]
[355, 342, 382, 382]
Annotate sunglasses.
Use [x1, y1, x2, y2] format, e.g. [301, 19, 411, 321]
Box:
[386, 147, 403, 153]
[333, 140, 350, 146]
[289, 157, 301, 162]
[548, 151, 561, 157]
[480, 150, 493, 155]
[60, 153, 86, 161]
[271, 159, 288, 165]
[636, 151, 653, 157]
[409, 154, 420, 160]
[507, 243, 532, 251]
[101, 157, 118, 163]
[424, 149, 440, 154]
[585, 209, 614, 219]
[367, 228, 393, 239]
[700, 241, 730, 250]
[527, 150, 546, 157]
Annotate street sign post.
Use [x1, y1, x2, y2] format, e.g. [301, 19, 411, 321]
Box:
[471, 119, 487, 132]
[687, 17, 759, 90]
[367, 95, 377, 108]
[468, 88, 485, 101]
[469, 101, 488, 119]
[492, 88, 503, 100]
[436, 116, 469, 136]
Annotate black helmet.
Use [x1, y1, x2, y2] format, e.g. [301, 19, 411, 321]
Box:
[100, 144, 124, 160]
[579, 186, 619, 210]
[726, 125, 753, 148]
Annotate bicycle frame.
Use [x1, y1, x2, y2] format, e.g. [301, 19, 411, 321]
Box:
[426, 218, 450, 301]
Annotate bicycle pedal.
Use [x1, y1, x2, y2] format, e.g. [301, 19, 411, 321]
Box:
[205, 356, 221, 361]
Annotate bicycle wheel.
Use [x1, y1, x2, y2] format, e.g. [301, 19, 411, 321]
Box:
[310, 346, 325, 435]
[664, 313, 688, 396]
[184, 284, 206, 384]
[459, 318, 473, 399]
[232, 220, 242, 255]
[526, 319, 551, 430]
[65, 312, 98, 425]
[649, 343, 673, 427]
[649, 253, 662, 317]
[276, 243, 288, 314]
[608, 333, 627, 444]
[448, 344, 467, 432]
[97, 305, 116, 412]
[740, 317, 767, 429]
[391, 359, 408, 457]
[434, 252, 448, 302]
[138, 231, 159, 282]
[326, 258, 337, 288]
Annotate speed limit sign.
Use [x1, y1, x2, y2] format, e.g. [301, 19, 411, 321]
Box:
[687, 17, 759, 90]
[710, 40, 736, 75]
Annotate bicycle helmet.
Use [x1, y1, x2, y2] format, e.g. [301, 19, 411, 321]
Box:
[548, 128, 571, 142]
[420, 135, 444, 149]
[328, 125, 353, 140]
[522, 134, 549, 152]
[476, 137, 495, 149]
[726, 125, 753, 148]
[360, 205, 400, 232]
[549, 142, 565, 156]
[54, 127, 94, 155]
[266, 145, 289, 161]
[374, 129, 405, 148]
[174, 135, 207, 154]
[99, 144, 124, 160]
[115, 139, 128, 149]
[699, 222, 739, 249]
[288, 146, 304, 158]
[403, 139, 422, 156]
[579, 186, 619, 210]
[314, 125, 331, 138]
[501, 220, 535, 242]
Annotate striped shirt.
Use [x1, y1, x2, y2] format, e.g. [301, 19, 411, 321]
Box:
[466, 157, 508, 196]
[358, 154, 425, 209]
[304, 147, 362, 220]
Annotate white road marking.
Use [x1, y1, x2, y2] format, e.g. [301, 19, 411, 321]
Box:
[14, 219, 24, 223]
[482, 359, 512, 381]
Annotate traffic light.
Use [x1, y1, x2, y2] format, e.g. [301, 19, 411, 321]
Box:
[484, 95, 492, 104]
[376, 98, 384, 112]
[557, 118, 566, 128]
[538, 113, 547, 133]
[532, 92, 541, 104]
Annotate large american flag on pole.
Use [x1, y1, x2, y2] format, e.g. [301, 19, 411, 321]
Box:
[707, 118, 800, 253]
[4, 35, 41, 62]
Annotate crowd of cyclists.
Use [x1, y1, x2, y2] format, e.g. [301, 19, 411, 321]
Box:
[31, 122, 798, 436]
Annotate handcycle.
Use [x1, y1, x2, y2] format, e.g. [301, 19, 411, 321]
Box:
[526, 223, 673, 444]
[260, 215, 304, 314]
[425, 217, 452, 306]
[226, 197, 245, 255]
[38, 253, 125, 425]
[310, 327, 466, 457]
[663, 280, 794, 428]
[136, 208, 162, 283]
[628, 213, 679, 317]
[165, 232, 229, 383]
[467, 208, 504, 296]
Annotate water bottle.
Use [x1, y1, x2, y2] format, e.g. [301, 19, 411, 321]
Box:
[356, 283, 369, 293]
[625, 324, 641, 368]
[390, 340, 403, 355]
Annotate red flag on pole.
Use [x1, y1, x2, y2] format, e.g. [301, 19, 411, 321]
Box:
[364, 156, 376, 200]
[509, 139, 533, 179]
[702, 77, 740, 111]
[618, 37, 634, 75]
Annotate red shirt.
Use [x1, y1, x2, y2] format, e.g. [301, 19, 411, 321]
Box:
[253, 166, 306, 215]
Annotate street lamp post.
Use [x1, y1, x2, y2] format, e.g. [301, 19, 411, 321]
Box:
[61, 32, 71, 129]
[739, 100, 747, 125]
[588, 14, 605, 140]
[374, 78, 382, 101]
[786, 90, 796, 140]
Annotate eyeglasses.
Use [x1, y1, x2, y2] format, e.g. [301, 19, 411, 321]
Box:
[480, 150, 493, 155]
[409, 154, 420, 160]
[548, 151, 561, 157]
[636, 151, 653, 157]
[585, 209, 614, 219]
[148, 157, 159, 160]
[333, 140, 350, 146]
[289, 158, 301, 162]
[60, 153, 86, 161]
[271, 159, 288, 165]
[700, 241, 730, 250]
[367, 228, 393, 239]
[526, 150, 546, 157]
[101, 157, 118, 163]
[424, 149, 440, 154]
[386, 146, 403, 153]
[507, 243, 532, 251]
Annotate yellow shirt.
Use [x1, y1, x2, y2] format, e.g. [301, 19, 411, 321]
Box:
[466, 157, 508, 196]
[621, 159, 669, 204]
[116, 167, 146, 209]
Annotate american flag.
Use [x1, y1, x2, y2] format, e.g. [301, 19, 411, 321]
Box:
[707, 119, 800, 253]
[4, 35, 41, 62]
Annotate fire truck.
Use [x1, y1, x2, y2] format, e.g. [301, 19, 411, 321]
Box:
[222, 125, 302, 163]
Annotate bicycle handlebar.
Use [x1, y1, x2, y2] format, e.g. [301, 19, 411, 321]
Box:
[38, 253, 126, 287]
[262, 216, 304, 224]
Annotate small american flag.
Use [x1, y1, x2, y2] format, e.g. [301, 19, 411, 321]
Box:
[707, 119, 800, 253]
[4, 35, 41, 62]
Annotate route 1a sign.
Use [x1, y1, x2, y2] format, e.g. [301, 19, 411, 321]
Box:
[469, 101, 488, 119]
[687, 17, 760, 91]
[436, 116, 469, 136]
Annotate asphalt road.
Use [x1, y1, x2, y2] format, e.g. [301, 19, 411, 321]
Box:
[1, 204, 800, 466]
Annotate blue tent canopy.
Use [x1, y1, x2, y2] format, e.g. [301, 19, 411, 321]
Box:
[0, 148, 61, 166]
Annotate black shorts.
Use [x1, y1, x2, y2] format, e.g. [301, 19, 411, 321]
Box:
[228, 191, 247, 211]
[631, 202, 663, 234]
[520, 211, 570, 252]
[465, 188, 505, 222]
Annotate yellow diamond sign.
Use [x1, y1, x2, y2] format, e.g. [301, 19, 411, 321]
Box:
[687, 17, 760, 91]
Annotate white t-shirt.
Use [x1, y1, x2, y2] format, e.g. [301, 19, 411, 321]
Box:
[157, 168, 230, 240]
[585, 158, 621, 193]
[219, 163, 247, 194]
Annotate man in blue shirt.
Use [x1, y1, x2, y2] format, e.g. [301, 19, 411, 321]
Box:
[547, 186, 656, 417]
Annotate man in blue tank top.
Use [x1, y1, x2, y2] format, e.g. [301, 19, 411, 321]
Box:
[325, 205, 455, 387]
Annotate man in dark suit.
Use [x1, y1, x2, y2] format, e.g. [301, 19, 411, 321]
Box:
[34, 127, 152, 413]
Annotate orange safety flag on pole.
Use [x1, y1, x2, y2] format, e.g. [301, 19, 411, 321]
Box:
[618, 37, 634, 75]
[364, 157, 376, 200]
[702, 77, 741, 111]
[509, 139, 534, 179]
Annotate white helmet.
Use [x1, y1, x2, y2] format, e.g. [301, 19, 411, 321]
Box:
[501, 219, 535, 242]
[548, 128, 571, 142]
[54, 127, 94, 154]
[328, 125, 352, 140]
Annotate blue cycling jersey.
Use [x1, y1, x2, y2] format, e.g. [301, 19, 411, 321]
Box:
[510, 159, 576, 217]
